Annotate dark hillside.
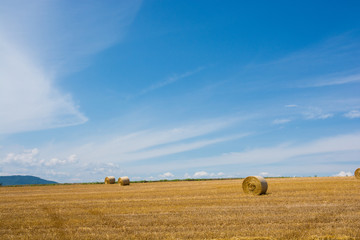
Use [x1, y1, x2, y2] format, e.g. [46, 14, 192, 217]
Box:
[0, 175, 57, 186]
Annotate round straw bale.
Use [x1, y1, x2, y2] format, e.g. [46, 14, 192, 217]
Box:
[242, 176, 268, 195]
[104, 176, 115, 184]
[355, 168, 360, 179]
[118, 176, 130, 186]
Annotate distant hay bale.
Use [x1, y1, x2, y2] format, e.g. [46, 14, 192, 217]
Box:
[104, 176, 115, 184]
[118, 176, 130, 186]
[355, 168, 360, 179]
[242, 176, 268, 195]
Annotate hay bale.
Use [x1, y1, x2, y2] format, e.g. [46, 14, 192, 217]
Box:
[242, 176, 268, 195]
[118, 176, 130, 186]
[355, 168, 360, 179]
[104, 176, 115, 184]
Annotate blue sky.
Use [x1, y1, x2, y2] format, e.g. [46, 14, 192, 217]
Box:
[1, 0, 360, 183]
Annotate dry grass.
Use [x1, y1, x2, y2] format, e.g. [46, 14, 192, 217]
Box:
[1, 177, 360, 239]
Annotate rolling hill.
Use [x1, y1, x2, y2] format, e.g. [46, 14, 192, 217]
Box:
[0, 175, 57, 186]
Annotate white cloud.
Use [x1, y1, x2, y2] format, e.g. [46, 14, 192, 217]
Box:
[272, 119, 291, 125]
[137, 132, 360, 174]
[310, 73, 360, 87]
[0, 118, 245, 182]
[118, 134, 246, 162]
[1, 148, 78, 167]
[46, 170, 69, 177]
[131, 176, 142, 180]
[44, 154, 78, 167]
[217, 132, 360, 166]
[68, 154, 78, 163]
[0, 1, 141, 134]
[193, 171, 209, 177]
[0, 37, 88, 134]
[184, 173, 191, 178]
[318, 114, 333, 119]
[92, 167, 106, 174]
[344, 110, 360, 119]
[3, 148, 39, 166]
[285, 104, 298, 108]
[303, 107, 333, 120]
[184, 171, 224, 179]
[137, 67, 205, 97]
[61, 118, 246, 164]
[208, 172, 225, 177]
[333, 171, 352, 177]
[159, 172, 175, 178]
[259, 172, 269, 176]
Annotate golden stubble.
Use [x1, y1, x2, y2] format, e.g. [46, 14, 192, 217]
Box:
[0, 177, 360, 240]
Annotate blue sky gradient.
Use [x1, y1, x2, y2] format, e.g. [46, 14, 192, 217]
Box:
[1, 0, 359, 182]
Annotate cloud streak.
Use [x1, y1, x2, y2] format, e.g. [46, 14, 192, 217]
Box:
[0, 38, 88, 134]
[0, 117, 246, 181]
[199, 132, 360, 167]
[135, 67, 205, 98]
[309, 73, 360, 87]
[0, 0, 141, 134]
[272, 119, 291, 125]
[68, 117, 245, 163]
[130, 132, 360, 174]
[344, 110, 360, 119]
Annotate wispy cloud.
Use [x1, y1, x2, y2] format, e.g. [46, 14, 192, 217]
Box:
[302, 72, 360, 88]
[344, 110, 360, 119]
[118, 135, 246, 162]
[69, 118, 246, 163]
[241, 32, 360, 92]
[315, 73, 360, 87]
[2, 148, 78, 167]
[0, 117, 246, 181]
[135, 67, 205, 97]
[227, 33, 360, 127]
[206, 132, 360, 166]
[0, 38, 88, 134]
[0, 1, 141, 134]
[259, 172, 269, 177]
[133, 132, 360, 174]
[302, 107, 333, 120]
[272, 119, 291, 125]
[285, 104, 298, 108]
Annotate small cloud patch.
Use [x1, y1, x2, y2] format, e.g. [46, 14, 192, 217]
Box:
[193, 171, 225, 178]
[333, 171, 352, 177]
[159, 172, 174, 178]
[259, 172, 269, 177]
[184, 173, 191, 178]
[272, 119, 291, 125]
[303, 107, 333, 120]
[344, 110, 360, 119]
[193, 171, 209, 177]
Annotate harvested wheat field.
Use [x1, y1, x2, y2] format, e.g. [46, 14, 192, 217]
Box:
[1, 177, 360, 240]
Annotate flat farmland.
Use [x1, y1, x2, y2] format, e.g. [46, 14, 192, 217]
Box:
[1, 177, 360, 240]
